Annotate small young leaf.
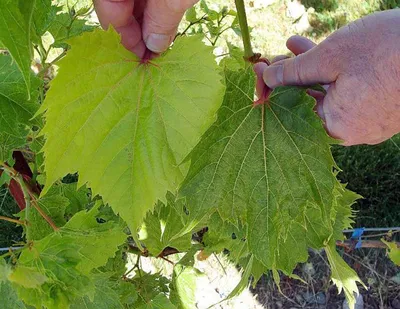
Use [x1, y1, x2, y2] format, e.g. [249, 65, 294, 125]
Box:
[325, 242, 364, 309]
[185, 7, 198, 23]
[170, 265, 202, 309]
[382, 239, 400, 266]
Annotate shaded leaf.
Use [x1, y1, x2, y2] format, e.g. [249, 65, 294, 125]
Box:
[180, 67, 350, 273]
[0, 281, 26, 309]
[9, 203, 126, 309]
[0, 55, 40, 162]
[71, 273, 124, 309]
[48, 12, 96, 49]
[140, 193, 192, 256]
[0, 0, 34, 93]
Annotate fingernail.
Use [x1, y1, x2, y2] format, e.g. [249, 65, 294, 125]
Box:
[145, 33, 171, 53]
[263, 64, 283, 88]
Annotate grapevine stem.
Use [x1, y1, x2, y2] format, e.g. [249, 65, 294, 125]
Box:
[0, 216, 25, 225]
[234, 0, 254, 60]
[0, 163, 59, 232]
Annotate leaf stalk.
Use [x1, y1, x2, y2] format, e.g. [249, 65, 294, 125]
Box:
[234, 0, 254, 61]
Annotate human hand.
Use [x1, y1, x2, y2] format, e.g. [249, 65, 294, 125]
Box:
[259, 9, 400, 146]
[94, 0, 199, 57]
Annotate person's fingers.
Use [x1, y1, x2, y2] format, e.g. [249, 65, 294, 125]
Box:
[286, 35, 316, 55]
[253, 62, 269, 99]
[271, 55, 289, 64]
[263, 39, 341, 88]
[142, 0, 199, 53]
[318, 82, 382, 146]
[94, 0, 146, 57]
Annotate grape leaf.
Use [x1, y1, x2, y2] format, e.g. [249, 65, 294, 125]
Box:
[17, 182, 90, 241]
[325, 242, 364, 309]
[131, 272, 172, 308]
[45, 182, 90, 217]
[39, 28, 224, 236]
[140, 193, 192, 256]
[203, 212, 247, 263]
[382, 239, 400, 266]
[0, 54, 40, 162]
[70, 273, 125, 309]
[48, 13, 96, 49]
[9, 203, 126, 309]
[332, 183, 359, 241]
[32, 0, 60, 42]
[138, 293, 177, 309]
[0, 0, 35, 93]
[170, 265, 201, 309]
[19, 192, 69, 241]
[0, 281, 27, 309]
[180, 67, 354, 274]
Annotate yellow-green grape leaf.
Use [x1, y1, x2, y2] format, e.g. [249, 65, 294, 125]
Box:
[170, 265, 202, 309]
[325, 242, 364, 309]
[180, 67, 351, 273]
[39, 28, 224, 234]
[0, 0, 35, 93]
[0, 54, 40, 162]
[382, 239, 400, 266]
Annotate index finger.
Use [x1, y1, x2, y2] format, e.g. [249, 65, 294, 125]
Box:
[94, 0, 146, 57]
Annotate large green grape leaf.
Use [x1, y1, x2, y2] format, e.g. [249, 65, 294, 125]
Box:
[8, 203, 126, 309]
[0, 54, 40, 162]
[39, 28, 224, 235]
[179, 67, 353, 273]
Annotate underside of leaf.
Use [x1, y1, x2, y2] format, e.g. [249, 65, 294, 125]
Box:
[39, 28, 224, 234]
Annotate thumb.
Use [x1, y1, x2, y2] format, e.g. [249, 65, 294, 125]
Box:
[263, 41, 341, 88]
[142, 0, 199, 53]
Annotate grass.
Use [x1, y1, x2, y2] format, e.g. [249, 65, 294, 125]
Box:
[333, 135, 400, 228]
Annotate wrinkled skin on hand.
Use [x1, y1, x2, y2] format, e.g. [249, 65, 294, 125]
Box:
[259, 9, 400, 146]
[94, 0, 199, 57]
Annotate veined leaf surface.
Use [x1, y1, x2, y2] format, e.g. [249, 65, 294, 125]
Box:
[39, 28, 224, 233]
[180, 67, 353, 273]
